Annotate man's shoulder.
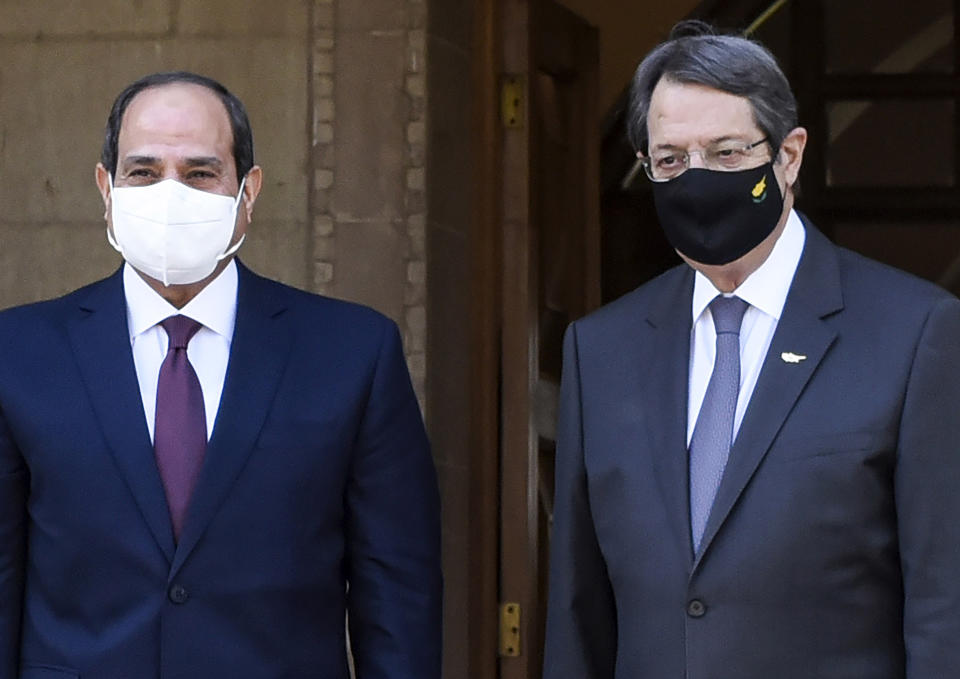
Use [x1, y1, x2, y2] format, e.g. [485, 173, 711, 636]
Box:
[0, 271, 119, 327]
[238, 266, 398, 336]
[839, 245, 951, 295]
[575, 262, 690, 332]
[830, 242, 959, 320]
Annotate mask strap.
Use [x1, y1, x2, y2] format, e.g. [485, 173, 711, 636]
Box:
[234, 175, 248, 206]
[218, 233, 246, 261]
[104, 172, 123, 253]
[217, 174, 250, 262]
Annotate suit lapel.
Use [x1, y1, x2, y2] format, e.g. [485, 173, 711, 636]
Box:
[170, 264, 291, 577]
[644, 267, 697, 566]
[693, 224, 843, 568]
[67, 269, 176, 562]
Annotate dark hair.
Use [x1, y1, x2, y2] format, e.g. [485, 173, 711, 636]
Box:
[627, 20, 797, 156]
[100, 71, 255, 181]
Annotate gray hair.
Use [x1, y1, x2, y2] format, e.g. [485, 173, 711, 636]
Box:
[627, 21, 797, 156]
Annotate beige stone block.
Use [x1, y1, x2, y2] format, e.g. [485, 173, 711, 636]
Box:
[0, 1, 170, 37]
[314, 215, 335, 236]
[329, 220, 404, 323]
[315, 74, 334, 98]
[407, 214, 426, 257]
[314, 188, 331, 213]
[339, 0, 405, 32]
[406, 350, 426, 385]
[314, 50, 335, 75]
[178, 0, 309, 36]
[405, 189, 425, 214]
[0, 38, 307, 225]
[316, 143, 336, 168]
[407, 42, 424, 74]
[409, 96, 426, 122]
[315, 29, 335, 51]
[314, 122, 335, 145]
[408, 2, 427, 30]
[314, 3, 335, 30]
[407, 260, 426, 285]
[314, 169, 335, 190]
[0, 221, 120, 310]
[404, 279, 426, 306]
[406, 74, 425, 98]
[313, 235, 335, 260]
[333, 32, 406, 220]
[403, 305, 426, 352]
[408, 29, 426, 52]
[314, 262, 334, 285]
[406, 168, 425, 191]
[240, 219, 310, 290]
[408, 142, 426, 167]
[315, 98, 335, 122]
[407, 121, 426, 144]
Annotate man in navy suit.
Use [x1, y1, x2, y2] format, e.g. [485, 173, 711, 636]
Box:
[0, 71, 441, 678]
[543, 22, 960, 679]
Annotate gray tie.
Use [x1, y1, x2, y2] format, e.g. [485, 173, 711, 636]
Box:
[689, 295, 749, 552]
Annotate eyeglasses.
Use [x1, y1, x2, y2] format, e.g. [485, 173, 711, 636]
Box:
[641, 137, 770, 182]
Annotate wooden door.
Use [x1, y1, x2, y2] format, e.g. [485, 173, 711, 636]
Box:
[498, 1, 600, 677]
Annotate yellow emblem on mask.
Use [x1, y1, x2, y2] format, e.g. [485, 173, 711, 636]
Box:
[751, 175, 767, 200]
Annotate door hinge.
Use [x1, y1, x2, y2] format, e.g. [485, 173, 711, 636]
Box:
[499, 601, 521, 657]
[501, 76, 525, 129]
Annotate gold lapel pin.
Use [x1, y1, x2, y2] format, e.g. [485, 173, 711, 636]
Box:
[781, 351, 807, 364]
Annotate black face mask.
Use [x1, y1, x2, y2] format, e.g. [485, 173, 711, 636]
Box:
[650, 163, 784, 266]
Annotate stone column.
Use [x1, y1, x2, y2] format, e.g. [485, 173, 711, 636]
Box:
[310, 0, 428, 410]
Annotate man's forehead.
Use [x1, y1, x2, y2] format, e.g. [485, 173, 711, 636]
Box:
[119, 82, 233, 148]
[647, 79, 757, 140]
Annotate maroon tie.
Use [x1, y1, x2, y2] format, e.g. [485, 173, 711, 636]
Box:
[154, 315, 206, 540]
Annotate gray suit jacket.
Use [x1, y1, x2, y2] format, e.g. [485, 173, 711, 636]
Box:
[543, 222, 960, 678]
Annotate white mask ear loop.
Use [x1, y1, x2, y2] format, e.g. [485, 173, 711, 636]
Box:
[217, 175, 248, 262]
[105, 173, 124, 254]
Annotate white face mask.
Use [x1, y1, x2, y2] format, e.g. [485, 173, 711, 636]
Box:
[107, 176, 247, 286]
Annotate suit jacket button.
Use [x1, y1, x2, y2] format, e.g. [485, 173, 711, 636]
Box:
[687, 599, 706, 618]
[168, 584, 189, 605]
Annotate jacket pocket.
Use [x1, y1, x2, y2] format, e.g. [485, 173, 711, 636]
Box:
[769, 429, 893, 462]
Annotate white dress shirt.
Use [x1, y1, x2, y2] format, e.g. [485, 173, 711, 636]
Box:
[686, 209, 806, 446]
[124, 260, 238, 442]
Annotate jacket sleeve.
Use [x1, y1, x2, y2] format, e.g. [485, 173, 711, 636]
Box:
[344, 320, 442, 679]
[0, 404, 27, 677]
[542, 323, 617, 679]
[896, 295, 960, 676]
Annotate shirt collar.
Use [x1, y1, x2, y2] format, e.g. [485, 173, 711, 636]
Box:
[123, 259, 239, 341]
[691, 208, 806, 323]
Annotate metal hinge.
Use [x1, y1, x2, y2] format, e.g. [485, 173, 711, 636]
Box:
[501, 76, 525, 129]
[498, 602, 521, 657]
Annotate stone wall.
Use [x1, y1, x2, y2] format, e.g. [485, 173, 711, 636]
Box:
[310, 0, 427, 406]
[0, 0, 426, 406]
[0, 1, 312, 306]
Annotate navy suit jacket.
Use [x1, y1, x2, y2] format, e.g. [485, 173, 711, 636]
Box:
[543, 223, 960, 679]
[0, 262, 442, 679]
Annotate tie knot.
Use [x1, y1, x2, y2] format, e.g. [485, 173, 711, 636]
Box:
[709, 296, 748, 335]
[160, 315, 203, 349]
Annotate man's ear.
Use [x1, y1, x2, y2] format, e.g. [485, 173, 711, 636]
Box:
[777, 127, 807, 189]
[94, 163, 112, 221]
[239, 166, 263, 222]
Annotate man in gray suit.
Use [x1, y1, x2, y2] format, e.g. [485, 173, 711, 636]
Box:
[543, 21, 960, 679]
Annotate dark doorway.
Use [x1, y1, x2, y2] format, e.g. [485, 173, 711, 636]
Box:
[602, 0, 960, 301]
